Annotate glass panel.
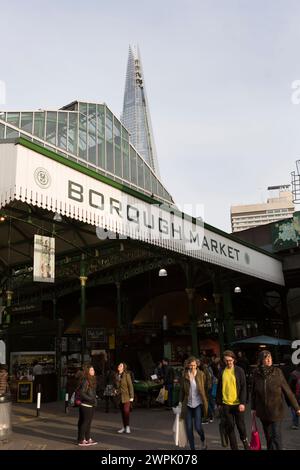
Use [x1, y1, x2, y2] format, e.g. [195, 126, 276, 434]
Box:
[137, 157, 145, 188]
[151, 173, 158, 196]
[33, 112, 45, 140]
[130, 146, 137, 185]
[96, 104, 105, 136]
[88, 104, 96, 165]
[115, 146, 122, 177]
[6, 113, 20, 127]
[79, 112, 87, 160]
[57, 112, 67, 150]
[121, 125, 129, 142]
[157, 181, 163, 198]
[0, 123, 4, 139]
[68, 112, 78, 154]
[122, 139, 129, 180]
[106, 108, 114, 173]
[79, 102, 87, 116]
[46, 111, 57, 145]
[97, 105, 105, 168]
[114, 119, 122, 177]
[20, 112, 33, 134]
[145, 166, 151, 192]
[6, 126, 19, 138]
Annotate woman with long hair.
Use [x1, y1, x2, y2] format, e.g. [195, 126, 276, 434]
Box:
[77, 364, 98, 446]
[179, 356, 208, 450]
[115, 362, 134, 434]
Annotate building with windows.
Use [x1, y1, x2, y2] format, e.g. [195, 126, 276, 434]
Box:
[0, 100, 172, 204]
[121, 45, 160, 177]
[231, 186, 294, 232]
[0, 47, 290, 390]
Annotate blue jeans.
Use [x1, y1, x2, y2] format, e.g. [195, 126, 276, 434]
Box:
[185, 405, 205, 450]
[261, 420, 282, 450]
[291, 408, 299, 427]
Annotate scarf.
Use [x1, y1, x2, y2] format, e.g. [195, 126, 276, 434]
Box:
[259, 365, 274, 378]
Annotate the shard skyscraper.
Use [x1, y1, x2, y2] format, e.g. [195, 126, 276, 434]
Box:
[121, 45, 160, 178]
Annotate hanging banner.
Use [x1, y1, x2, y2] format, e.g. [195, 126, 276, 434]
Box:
[33, 235, 55, 283]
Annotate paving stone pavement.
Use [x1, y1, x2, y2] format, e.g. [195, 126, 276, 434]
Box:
[0, 400, 299, 451]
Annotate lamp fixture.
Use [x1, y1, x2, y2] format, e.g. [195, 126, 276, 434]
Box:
[53, 212, 62, 222]
[158, 268, 167, 277]
[234, 286, 241, 294]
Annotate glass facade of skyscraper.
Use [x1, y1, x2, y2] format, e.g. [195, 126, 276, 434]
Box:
[121, 45, 160, 178]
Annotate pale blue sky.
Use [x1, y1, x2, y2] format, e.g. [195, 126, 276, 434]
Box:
[2, 0, 300, 231]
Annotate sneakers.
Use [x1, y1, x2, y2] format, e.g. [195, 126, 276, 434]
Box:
[117, 428, 125, 433]
[291, 425, 299, 430]
[87, 438, 98, 445]
[201, 440, 207, 450]
[125, 426, 131, 434]
[78, 440, 89, 446]
[78, 438, 98, 446]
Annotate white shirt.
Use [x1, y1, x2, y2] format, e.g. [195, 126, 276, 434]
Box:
[187, 375, 202, 408]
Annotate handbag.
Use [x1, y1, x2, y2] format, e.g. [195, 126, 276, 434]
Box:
[156, 387, 165, 404]
[70, 382, 83, 407]
[250, 415, 261, 451]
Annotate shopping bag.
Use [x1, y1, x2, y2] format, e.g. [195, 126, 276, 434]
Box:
[164, 388, 169, 401]
[178, 419, 188, 447]
[156, 387, 165, 404]
[173, 413, 179, 446]
[250, 415, 261, 451]
[219, 409, 229, 448]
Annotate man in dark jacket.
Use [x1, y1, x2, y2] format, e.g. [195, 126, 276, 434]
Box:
[251, 350, 300, 450]
[216, 350, 249, 450]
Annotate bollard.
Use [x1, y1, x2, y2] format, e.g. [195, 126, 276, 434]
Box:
[65, 392, 69, 413]
[36, 392, 41, 417]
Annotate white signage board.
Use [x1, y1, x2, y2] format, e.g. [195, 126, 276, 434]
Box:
[0, 142, 285, 285]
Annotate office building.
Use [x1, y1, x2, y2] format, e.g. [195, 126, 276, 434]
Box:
[231, 186, 294, 232]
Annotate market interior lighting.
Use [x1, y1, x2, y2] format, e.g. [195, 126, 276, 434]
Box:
[234, 286, 242, 294]
[158, 268, 167, 277]
[53, 212, 62, 222]
[0, 215, 5, 222]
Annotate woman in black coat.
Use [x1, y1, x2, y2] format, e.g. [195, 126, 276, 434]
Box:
[251, 350, 300, 450]
[77, 364, 98, 446]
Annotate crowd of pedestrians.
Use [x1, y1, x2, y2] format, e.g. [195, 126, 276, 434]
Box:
[61, 349, 300, 449]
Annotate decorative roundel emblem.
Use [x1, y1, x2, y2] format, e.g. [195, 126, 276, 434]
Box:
[34, 167, 51, 189]
[244, 252, 250, 265]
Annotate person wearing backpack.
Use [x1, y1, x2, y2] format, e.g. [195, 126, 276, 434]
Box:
[289, 364, 300, 430]
[77, 364, 98, 446]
